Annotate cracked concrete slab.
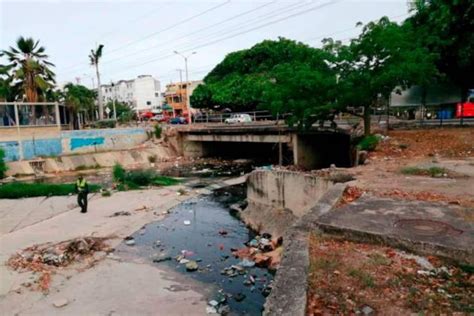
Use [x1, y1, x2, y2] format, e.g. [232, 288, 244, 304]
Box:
[0, 185, 206, 315]
[317, 195, 474, 263]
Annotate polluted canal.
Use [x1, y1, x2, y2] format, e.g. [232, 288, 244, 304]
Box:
[115, 185, 275, 315]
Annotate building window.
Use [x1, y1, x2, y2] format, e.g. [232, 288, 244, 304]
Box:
[146, 101, 151, 105]
[155, 92, 159, 97]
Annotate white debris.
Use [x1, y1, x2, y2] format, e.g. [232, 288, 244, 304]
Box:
[183, 220, 191, 225]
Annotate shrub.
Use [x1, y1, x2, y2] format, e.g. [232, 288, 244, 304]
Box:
[357, 135, 380, 151]
[90, 119, 116, 129]
[112, 163, 126, 183]
[154, 125, 162, 138]
[111, 163, 179, 190]
[148, 155, 157, 163]
[0, 182, 100, 199]
[0, 148, 7, 179]
[401, 166, 447, 177]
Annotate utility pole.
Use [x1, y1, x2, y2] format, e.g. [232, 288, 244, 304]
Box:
[176, 68, 183, 103]
[111, 81, 117, 122]
[174, 51, 196, 124]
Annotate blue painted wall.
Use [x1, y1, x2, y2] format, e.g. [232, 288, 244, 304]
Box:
[70, 137, 105, 150]
[0, 141, 20, 161]
[1, 127, 146, 161]
[22, 138, 62, 160]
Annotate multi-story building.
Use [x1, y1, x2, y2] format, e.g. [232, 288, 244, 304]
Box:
[101, 75, 162, 112]
[164, 80, 203, 117]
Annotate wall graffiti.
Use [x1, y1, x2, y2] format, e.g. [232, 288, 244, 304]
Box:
[70, 137, 105, 151]
[0, 127, 146, 161]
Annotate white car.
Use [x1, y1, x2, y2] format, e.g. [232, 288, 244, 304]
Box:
[225, 114, 252, 124]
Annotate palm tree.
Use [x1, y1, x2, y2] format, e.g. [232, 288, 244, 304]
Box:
[63, 83, 96, 129]
[89, 44, 104, 120]
[1, 37, 55, 123]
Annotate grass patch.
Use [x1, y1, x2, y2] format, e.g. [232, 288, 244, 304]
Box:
[369, 253, 391, 266]
[0, 182, 101, 199]
[348, 268, 375, 288]
[154, 125, 162, 138]
[401, 166, 447, 177]
[75, 164, 101, 171]
[112, 163, 179, 191]
[0, 148, 7, 179]
[357, 135, 380, 151]
[101, 189, 112, 197]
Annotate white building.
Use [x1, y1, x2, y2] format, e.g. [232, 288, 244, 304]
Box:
[101, 75, 162, 112]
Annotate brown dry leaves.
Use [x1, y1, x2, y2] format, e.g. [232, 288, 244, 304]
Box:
[372, 128, 474, 160]
[306, 234, 473, 315]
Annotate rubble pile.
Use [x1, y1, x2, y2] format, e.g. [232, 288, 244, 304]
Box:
[7, 237, 111, 292]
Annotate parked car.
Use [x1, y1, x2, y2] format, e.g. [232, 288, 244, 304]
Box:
[150, 114, 167, 122]
[225, 114, 252, 124]
[140, 112, 154, 120]
[169, 116, 188, 125]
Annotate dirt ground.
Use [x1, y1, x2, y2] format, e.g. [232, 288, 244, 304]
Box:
[306, 234, 473, 315]
[349, 128, 474, 211]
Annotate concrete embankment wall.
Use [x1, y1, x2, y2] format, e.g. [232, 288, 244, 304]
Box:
[242, 170, 333, 237]
[0, 127, 147, 161]
[5, 145, 172, 177]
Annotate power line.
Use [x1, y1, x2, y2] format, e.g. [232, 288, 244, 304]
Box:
[62, 1, 316, 78]
[60, 1, 231, 73]
[97, 1, 279, 68]
[99, 0, 340, 79]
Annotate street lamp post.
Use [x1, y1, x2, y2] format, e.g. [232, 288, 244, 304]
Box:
[174, 50, 196, 124]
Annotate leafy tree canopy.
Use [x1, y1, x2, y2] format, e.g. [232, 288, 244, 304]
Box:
[191, 38, 337, 127]
[406, 0, 474, 97]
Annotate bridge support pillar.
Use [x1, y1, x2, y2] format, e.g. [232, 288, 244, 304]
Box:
[293, 134, 323, 170]
[182, 140, 206, 158]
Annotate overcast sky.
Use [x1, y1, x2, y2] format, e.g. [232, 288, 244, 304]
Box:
[1, 0, 409, 89]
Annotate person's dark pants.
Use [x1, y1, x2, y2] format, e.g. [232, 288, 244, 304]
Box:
[78, 192, 88, 213]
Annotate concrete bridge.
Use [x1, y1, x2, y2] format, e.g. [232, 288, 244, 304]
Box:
[175, 124, 353, 169]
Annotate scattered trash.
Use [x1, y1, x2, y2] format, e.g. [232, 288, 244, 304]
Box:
[185, 260, 199, 272]
[361, 305, 375, 315]
[109, 211, 131, 217]
[208, 300, 219, 307]
[53, 298, 69, 308]
[179, 259, 190, 264]
[233, 293, 246, 302]
[238, 259, 255, 268]
[134, 205, 149, 211]
[124, 236, 135, 246]
[7, 237, 111, 293]
[218, 229, 228, 236]
[152, 256, 172, 263]
[183, 220, 191, 225]
[206, 306, 217, 314]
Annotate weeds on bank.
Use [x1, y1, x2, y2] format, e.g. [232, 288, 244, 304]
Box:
[112, 163, 179, 191]
[401, 166, 448, 177]
[0, 182, 100, 199]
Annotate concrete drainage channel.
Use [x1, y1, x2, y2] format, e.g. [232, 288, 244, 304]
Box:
[115, 185, 276, 315]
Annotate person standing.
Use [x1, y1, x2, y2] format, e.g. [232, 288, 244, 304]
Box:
[76, 175, 89, 213]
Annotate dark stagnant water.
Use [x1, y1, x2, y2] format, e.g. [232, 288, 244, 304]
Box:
[115, 185, 273, 315]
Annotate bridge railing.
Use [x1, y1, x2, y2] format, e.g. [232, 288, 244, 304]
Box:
[192, 110, 276, 124]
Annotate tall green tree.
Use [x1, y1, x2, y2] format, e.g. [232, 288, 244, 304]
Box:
[89, 44, 104, 120]
[407, 0, 474, 100]
[325, 17, 437, 135]
[191, 38, 337, 127]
